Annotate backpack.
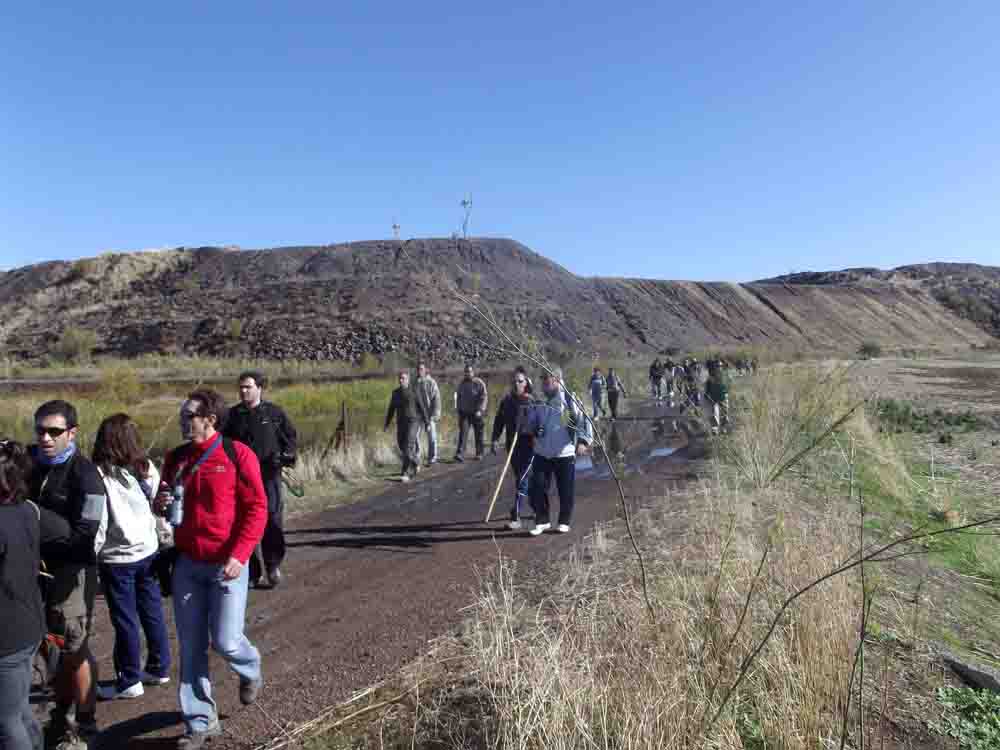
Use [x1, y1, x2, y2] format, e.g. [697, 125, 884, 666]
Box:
[172, 437, 247, 487]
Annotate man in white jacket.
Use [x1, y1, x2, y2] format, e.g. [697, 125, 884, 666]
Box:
[524, 369, 593, 536]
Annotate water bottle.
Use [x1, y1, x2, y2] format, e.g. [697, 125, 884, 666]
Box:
[169, 484, 185, 527]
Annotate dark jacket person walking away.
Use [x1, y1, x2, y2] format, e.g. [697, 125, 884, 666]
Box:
[156, 389, 268, 750]
[385, 371, 424, 482]
[606, 368, 628, 420]
[224, 371, 297, 589]
[0, 439, 48, 750]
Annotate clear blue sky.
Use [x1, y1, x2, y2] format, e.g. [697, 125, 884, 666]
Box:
[3, 1, 999, 281]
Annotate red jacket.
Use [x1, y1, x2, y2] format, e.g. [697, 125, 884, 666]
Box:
[161, 436, 267, 565]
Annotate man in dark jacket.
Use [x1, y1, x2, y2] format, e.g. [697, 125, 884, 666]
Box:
[385, 371, 424, 482]
[454, 364, 488, 461]
[490, 370, 535, 528]
[28, 399, 107, 750]
[605, 368, 628, 420]
[224, 371, 297, 589]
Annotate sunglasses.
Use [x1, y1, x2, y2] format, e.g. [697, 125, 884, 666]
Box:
[35, 426, 71, 439]
[514, 378, 527, 384]
[180, 410, 202, 420]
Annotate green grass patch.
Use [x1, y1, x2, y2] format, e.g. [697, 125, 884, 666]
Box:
[930, 686, 1000, 749]
[874, 398, 983, 436]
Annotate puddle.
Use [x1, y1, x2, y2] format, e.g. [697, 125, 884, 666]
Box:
[648, 447, 678, 459]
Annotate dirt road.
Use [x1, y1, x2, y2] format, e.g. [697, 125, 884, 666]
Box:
[74, 403, 697, 749]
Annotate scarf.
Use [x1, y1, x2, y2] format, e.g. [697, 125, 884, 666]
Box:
[32, 441, 77, 466]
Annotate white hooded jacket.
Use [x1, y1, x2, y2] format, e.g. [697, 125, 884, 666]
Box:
[96, 464, 161, 565]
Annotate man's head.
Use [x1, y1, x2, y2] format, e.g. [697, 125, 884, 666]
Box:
[512, 370, 529, 395]
[417, 362, 428, 379]
[34, 400, 79, 459]
[542, 368, 563, 397]
[593, 367, 601, 374]
[398, 370, 410, 388]
[180, 389, 227, 443]
[464, 364, 474, 380]
[238, 370, 266, 407]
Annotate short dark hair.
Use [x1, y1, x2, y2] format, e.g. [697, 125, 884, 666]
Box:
[35, 399, 78, 429]
[92, 413, 150, 478]
[238, 370, 267, 389]
[0, 439, 32, 505]
[187, 388, 228, 428]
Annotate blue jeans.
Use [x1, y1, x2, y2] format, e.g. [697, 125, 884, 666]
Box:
[172, 555, 261, 732]
[0, 643, 41, 750]
[509, 440, 534, 521]
[100, 554, 172, 690]
[530, 454, 577, 526]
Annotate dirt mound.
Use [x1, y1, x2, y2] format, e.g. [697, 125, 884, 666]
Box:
[0, 240, 990, 362]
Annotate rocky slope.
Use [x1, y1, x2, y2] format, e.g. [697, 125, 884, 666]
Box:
[0, 239, 991, 363]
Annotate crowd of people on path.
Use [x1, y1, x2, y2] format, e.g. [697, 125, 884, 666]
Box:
[0, 370, 296, 750]
[0, 354, 743, 750]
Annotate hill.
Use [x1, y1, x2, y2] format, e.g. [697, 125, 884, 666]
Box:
[760, 262, 1000, 338]
[0, 239, 991, 364]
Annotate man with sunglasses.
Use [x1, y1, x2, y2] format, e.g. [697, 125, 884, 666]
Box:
[28, 399, 108, 750]
[490, 369, 536, 529]
[157, 389, 268, 749]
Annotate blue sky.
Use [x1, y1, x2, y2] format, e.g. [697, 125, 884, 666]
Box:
[3, 1, 999, 281]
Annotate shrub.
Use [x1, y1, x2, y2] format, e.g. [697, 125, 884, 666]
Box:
[99, 364, 143, 405]
[51, 326, 97, 363]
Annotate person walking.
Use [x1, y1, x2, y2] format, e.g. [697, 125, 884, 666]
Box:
[384, 371, 422, 482]
[490, 370, 535, 529]
[223, 371, 297, 589]
[525, 369, 593, 536]
[155, 389, 267, 749]
[649, 359, 664, 401]
[606, 368, 627, 420]
[705, 361, 731, 435]
[28, 400, 107, 750]
[91, 414, 171, 702]
[0, 439, 47, 750]
[454, 364, 487, 462]
[589, 367, 607, 419]
[413, 363, 441, 466]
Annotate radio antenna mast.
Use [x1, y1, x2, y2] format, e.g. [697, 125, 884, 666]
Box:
[392, 220, 400, 240]
[460, 195, 472, 239]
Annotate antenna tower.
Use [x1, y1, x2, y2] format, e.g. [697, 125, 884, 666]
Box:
[460, 194, 472, 239]
[392, 221, 400, 240]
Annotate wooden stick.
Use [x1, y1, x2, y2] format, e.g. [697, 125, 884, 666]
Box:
[485, 431, 518, 522]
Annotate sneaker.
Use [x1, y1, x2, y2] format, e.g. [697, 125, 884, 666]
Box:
[414, 464, 421, 475]
[177, 722, 222, 749]
[141, 670, 171, 686]
[239, 677, 262, 706]
[429, 457, 438, 465]
[400, 474, 411, 483]
[529, 522, 550, 536]
[506, 519, 522, 530]
[556, 524, 571, 533]
[98, 681, 144, 700]
[52, 728, 88, 750]
[454, 455, 464, 463]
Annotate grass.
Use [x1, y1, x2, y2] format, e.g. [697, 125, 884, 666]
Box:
[930, 686, 1000, 749]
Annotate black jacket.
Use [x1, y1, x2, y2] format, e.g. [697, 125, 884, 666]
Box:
[0, 502, 45, 657]
[491, 393, 536, 451]
[29, 450, 107, 569]
[224, 401, 298, 474]
[385, 386, 423, 429]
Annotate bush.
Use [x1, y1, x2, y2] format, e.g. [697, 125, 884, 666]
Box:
[51, 326, 97, 363]
[99, 364, 143, 405]
[858, 341, 883, 359]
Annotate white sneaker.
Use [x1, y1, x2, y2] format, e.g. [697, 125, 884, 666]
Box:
[98, 681, 144, 700]
[556, 524, 571, 533]
[529, 523, 550, 536]
[140, 671, 170, 686]
[400, 474, 411, 483]
[506, 520, 522, 530]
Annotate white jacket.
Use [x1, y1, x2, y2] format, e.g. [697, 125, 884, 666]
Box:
[96, 464, 161, 565]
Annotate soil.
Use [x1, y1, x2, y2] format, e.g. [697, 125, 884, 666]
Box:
[49, 402, 694, 749]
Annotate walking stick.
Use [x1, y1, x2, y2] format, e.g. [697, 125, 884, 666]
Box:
[485, 431, 519, 523]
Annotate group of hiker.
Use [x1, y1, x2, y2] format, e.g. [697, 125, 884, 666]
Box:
[384, 361, 595, 532]
[647, 356, 738, 434]
[0, 371, 296, 750]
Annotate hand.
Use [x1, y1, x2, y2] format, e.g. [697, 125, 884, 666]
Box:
[222, 557, 243, 580]
[491, 442, 497, 455]
[475, 410, 482, 419]
[575, 442, 590, 457]
[154, 489, 172, 516]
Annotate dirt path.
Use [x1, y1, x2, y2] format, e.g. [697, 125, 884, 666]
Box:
[72, 402, 697, 749]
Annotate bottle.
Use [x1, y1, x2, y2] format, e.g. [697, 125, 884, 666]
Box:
[169, 484, 185, 527]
